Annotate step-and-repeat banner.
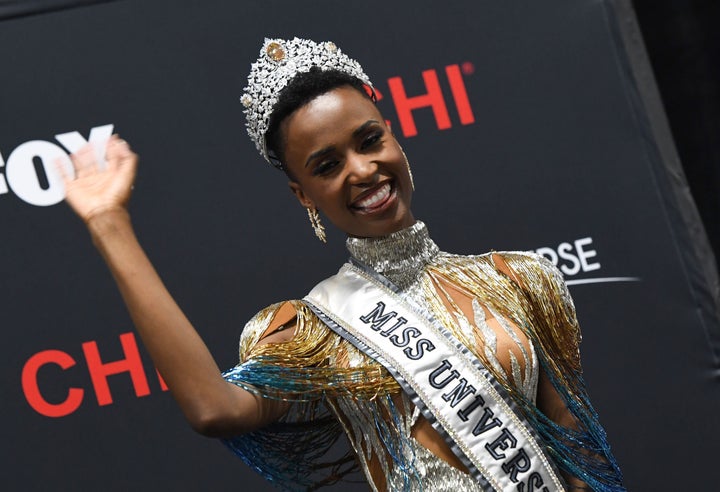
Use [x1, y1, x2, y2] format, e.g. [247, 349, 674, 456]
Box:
[2, 1, 718, 490]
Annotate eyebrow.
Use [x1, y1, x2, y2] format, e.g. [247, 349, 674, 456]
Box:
[305, 146, 334, 167]
[352, 119, 380, 137]
[304, 120, 381, 167]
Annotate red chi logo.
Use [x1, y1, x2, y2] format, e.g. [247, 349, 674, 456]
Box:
[0, 124, 113, 207]
[377, 63, 475, 137]
[22, 332, 167, 418]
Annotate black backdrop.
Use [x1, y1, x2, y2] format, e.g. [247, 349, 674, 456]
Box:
[1, 1, 718, 490]
[633, 0, 720, 274]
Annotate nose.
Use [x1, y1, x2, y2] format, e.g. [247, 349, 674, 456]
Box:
[345, 152, 378, 186]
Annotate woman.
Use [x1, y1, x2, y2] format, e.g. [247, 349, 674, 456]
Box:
[59, 38, 623, 491]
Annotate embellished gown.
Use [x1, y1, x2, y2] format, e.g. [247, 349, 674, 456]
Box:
[222, 222, 623, 491]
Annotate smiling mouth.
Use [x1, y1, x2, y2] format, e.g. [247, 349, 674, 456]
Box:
[351, 182, 394, 212]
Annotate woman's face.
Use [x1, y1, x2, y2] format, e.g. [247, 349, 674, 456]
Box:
[283, 86, 415, 239]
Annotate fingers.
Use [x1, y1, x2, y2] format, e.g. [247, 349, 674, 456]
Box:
[54, 156, 72, 182]
[67, 135, 136, 174]
[71, 144, 98, 179]
[106, 135, 136, 171]
[63, 134, 137, 187]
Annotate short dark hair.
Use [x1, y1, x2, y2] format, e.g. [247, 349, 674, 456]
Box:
[265, 67, 374, 171]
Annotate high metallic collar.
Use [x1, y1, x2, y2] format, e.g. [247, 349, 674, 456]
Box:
[346, 221, 440, 289]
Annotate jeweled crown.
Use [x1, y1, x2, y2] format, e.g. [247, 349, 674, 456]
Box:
[241, 37, 373, 167]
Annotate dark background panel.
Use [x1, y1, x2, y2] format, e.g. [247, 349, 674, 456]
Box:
[632, 0, 720, 275]
[1, 1, 718, 490]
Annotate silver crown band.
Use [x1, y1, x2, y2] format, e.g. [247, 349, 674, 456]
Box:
[241, 37, 373, 168]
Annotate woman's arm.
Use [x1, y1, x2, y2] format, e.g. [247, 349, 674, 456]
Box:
[536, 372, 591, 490]
[60, 137, 289, 437]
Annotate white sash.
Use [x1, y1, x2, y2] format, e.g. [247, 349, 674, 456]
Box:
[303, 261, 565, 492]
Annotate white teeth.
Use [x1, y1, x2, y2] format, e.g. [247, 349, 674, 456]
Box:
[355, 183, 391, 209]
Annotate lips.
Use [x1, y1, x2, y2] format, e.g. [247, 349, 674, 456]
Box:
[351, 182, 393, 212]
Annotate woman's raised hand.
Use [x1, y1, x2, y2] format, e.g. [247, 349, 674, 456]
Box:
[56, 134, 283, 437]
[58, 134, 138, 224]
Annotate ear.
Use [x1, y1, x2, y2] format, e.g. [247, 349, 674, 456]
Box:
[288, 180, 314, 209]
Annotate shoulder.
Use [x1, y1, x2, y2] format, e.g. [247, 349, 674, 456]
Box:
[441, 250, 563, 287]
[495, 251, 580, 342]
[487, 251, 565, 289]
[486, 250, 554, 268]
[238, 300, 327, 361]
[469, 250, 577, 325]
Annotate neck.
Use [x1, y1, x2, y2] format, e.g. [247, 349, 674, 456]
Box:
[346, 221, 439, 289]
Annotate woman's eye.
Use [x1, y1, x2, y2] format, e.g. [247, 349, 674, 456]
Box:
[361, 132, 383, 150]
[312, 160, 340, 176]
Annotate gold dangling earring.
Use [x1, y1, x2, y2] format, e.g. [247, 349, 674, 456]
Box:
[400, 147, 415, 191]
[307, 207, 327, 243]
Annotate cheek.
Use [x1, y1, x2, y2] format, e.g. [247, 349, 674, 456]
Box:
[308, 181, 346, 209]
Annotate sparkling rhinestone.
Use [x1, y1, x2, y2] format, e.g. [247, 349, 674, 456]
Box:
[265, 41, 285, 61]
